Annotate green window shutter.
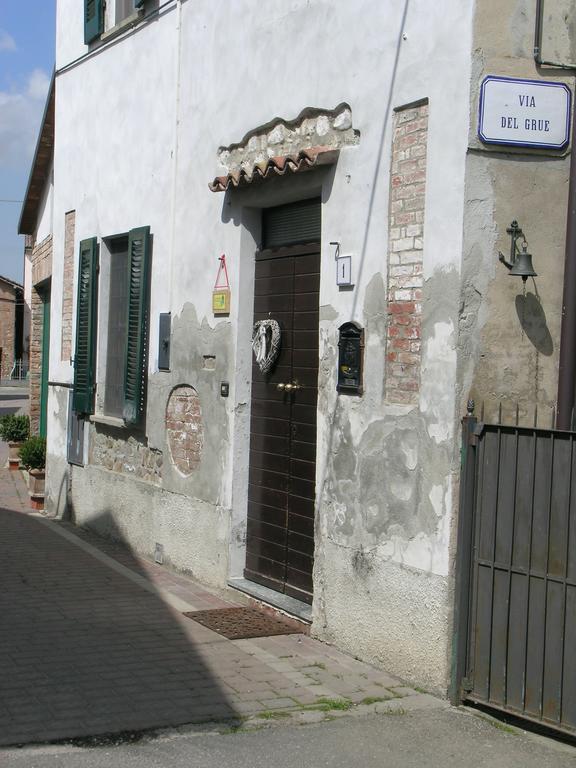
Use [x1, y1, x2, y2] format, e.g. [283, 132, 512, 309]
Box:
[84, 0, 103, 44]
[123, 226, 151, 426]
[72, 238, 98, 414]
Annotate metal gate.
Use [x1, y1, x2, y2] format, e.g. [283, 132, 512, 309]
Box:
[454, 404, 576, 736]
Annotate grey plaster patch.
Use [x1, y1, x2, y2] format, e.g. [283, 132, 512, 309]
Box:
[147, 302, 232, 504]
[319, 304, 338, 322]
[459, 147, 568, 417]
[322, 412, 444, 550]
[318, 267, 458, 558]
[363, 272, 387, 341]
[312, 268, 460, 691]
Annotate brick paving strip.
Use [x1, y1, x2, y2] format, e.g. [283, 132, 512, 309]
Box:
[0, 464, 447, 748]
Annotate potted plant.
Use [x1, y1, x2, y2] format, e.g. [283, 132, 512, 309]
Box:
[0, 415, 30, 469]
[19, 436, 46, 498]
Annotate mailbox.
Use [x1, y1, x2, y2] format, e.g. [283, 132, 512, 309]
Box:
[337, 322, 364, 395]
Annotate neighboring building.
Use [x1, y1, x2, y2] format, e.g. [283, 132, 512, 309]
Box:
[0, 274, 24, 381]
[18, 77, 54, 435]
[24, 0, 576, 717]
[22, 237, 32, 375]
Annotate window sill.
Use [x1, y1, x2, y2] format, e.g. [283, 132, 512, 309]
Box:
[90, 414, 126, 429]
[100, 9, 144, 43]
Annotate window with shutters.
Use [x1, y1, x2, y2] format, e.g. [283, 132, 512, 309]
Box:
[84, 0, 147, 45]
[72, 227, 151, 427]
[72, 238, 98, 415]
[103, 236, 129, 418]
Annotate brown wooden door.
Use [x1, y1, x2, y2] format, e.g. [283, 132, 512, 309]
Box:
[244, 244, 320, 604]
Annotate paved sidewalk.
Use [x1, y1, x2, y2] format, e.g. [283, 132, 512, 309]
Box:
[0, 464, 441, 748]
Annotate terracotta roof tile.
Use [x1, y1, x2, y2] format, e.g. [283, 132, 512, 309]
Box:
[19, 74, 55, 235]
[209, 146, 338, 192]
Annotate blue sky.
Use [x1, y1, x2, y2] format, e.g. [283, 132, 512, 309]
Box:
[0, 2, 55, 283]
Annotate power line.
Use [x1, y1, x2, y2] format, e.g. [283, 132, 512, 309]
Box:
[0, 199, 23, 204]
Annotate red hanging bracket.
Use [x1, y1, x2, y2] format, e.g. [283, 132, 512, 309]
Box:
[214, 254, 230, 290]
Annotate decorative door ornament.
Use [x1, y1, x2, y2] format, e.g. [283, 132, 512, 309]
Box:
[252, 319, 281, 374]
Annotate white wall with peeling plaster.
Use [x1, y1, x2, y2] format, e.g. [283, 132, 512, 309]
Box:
[44, 0, 477, 694]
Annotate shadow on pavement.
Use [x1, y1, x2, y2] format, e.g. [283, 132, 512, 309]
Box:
[0, 503, 239, 747]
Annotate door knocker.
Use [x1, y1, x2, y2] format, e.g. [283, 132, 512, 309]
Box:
[252, 319, 281, 374]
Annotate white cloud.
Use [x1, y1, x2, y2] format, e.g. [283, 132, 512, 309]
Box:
[0, 30, 17, 52]
[27, 69, 50, 100]
[0, 69, 51, 169]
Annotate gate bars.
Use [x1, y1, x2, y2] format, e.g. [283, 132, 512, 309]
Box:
[453, 400, 576, 736]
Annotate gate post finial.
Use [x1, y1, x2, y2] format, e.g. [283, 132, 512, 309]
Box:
[466, 399, 475, 416]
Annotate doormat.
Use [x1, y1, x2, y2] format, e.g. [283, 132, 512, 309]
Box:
[182, 606, 304, 640]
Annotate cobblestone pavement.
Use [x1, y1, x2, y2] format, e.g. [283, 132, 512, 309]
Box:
[0, 464, 444, 748]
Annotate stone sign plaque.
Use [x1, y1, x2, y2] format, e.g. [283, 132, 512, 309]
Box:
[478, 75, 571, 150]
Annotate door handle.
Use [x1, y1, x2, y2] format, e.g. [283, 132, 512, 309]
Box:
[277, 382, 302, 392]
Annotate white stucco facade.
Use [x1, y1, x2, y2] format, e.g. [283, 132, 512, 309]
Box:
[43, 0, 478, 694]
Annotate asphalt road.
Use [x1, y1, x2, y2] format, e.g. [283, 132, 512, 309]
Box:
[2, 708, 575, 768]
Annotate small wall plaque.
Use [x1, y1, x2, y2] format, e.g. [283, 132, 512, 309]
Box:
[213, 254, 231, 315]
[212, 288, 231, 315]
[337, 322, 364, 395]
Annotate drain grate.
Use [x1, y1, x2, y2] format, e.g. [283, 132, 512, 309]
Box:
[182, 606, 303, 639]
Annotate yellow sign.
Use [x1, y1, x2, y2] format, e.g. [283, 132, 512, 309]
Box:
[212, 288, 231, 315]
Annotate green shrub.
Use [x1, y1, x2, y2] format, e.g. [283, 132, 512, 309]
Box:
[0, 414, 30, 443]
[19, 436, 46, 471]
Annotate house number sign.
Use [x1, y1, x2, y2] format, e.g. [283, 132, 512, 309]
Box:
[336, 254, 352, 287]
[478, 76, 571, 150]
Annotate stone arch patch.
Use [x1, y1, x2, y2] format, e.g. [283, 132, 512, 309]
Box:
[166, 385, 204, 475]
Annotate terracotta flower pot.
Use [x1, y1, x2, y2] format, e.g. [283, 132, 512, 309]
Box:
[8, 441, 23, 470]
[28, 468, 45, 496]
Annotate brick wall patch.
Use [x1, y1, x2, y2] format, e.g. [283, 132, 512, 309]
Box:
[29, 235, 53, 434]
[385, 102, 428, 405]
[166, 385, 204, 475]
[0, 282, 17, 381]
[61, 211, 75, 361]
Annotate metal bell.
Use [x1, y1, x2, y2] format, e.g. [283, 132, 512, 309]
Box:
[509, 243, 537, 281]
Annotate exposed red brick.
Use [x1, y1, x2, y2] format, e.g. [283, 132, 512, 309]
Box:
[61, 211, 75, 361]
[0, 279, 20, 381]
[29, 235, 53, 434]
[166, 385, 204, 474]
[389, 301, 415, 315]
[386, 103, 428, 405]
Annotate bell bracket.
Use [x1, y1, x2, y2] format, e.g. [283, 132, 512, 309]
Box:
[498, 220, 537, 282]
[498, 220, 525, 271]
